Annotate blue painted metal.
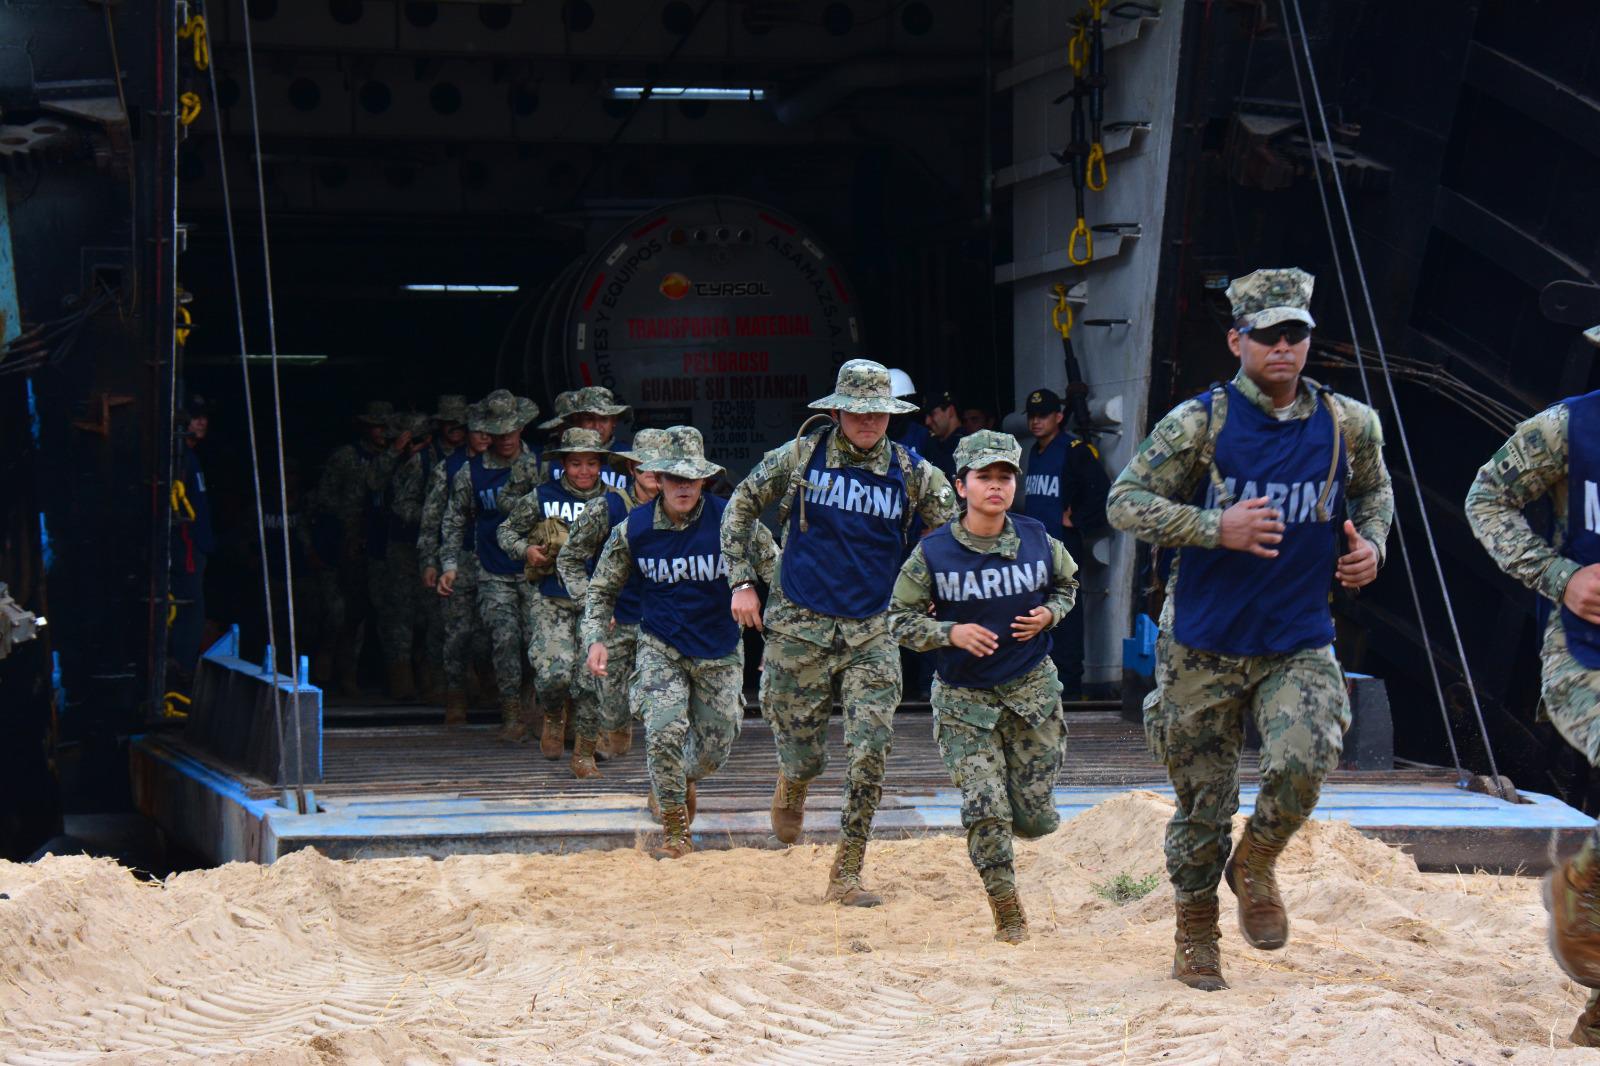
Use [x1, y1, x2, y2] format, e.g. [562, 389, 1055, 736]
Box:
[189, 624, 324, 783]
[0, 174, 19, 346]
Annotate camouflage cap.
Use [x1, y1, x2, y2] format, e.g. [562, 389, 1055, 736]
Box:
[538, 390, 578, 431]
[569, 385, 632, 419]
[471, 389, 540, 434]
[808, 358, 919, 415]
[433, 394, 470, 424]
[357, 400, 395, 425]
[1587, 325, 1600, 348]
[1226, 267, 1317, 331]
[542, 427, 613, 458]
[612, 426, 671, 464]
[387, 410, 433, 439]
[639, 425, 725, 480]
[954, 429, 1023, 474]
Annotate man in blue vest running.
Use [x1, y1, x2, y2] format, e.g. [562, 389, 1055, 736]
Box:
[1108, 267, 1393, 991]
[722, 359, 958, 906]
[1466, 323, 1600, 1045]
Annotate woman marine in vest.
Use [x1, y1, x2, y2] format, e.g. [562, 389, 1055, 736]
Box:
[555, 427, 672, 760]
[1466, 323, 1600, 1046]
[888, 430, 1078, 943]
[438, 390, 541, 741]
[581, 427, 779, 859]
[498, 427, 629, 776]
[1108, 268, 1392, 992]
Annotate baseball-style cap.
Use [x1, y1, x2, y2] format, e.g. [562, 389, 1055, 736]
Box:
[1226, 267, 1317, 331]
[928, 389, 958, 410]
[954, 430, 1023, 474]
[1024, 388, 1063, 416]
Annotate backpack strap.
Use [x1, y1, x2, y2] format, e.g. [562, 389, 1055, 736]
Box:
[773, 416, 835, 533]
[1313, 386, 1344, 523]
[1197, 383, 1233, 509]
[889, 439, 920, 538]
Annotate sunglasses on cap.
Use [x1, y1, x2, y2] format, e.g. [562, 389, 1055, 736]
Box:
[1240, 322, 1312, 346]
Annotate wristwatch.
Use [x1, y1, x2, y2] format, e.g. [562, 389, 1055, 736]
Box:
[730, 581, 756, 593]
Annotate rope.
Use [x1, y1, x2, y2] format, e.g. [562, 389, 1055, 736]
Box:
[1279, 0, 1501, 794]
[237, 0, 309, 809]
[200, 2, 297, 811]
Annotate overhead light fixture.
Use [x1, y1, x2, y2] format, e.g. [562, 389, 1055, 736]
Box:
[401, 283, 521, 294]
[609, 86, 766, 101]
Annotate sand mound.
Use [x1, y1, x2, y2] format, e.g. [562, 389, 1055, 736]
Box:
[0, 793, 1589, 1064]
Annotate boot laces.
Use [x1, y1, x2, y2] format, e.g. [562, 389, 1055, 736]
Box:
[834, 836, 867, 887]
[1178, 902, 1222, 972]
[661, 805, 689, 841]
[993, 893, 1025, 932]
[1244, 844, 1280, 901]
[781, 777, 809, 811]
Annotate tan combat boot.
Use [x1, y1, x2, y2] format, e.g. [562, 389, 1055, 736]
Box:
[1572, 991, 1600, 1046]
[571, 735, 602, 779]
[1224, 826, 1290, 950]
[987, 890, 1029, 944]
[443, 690, 468, 727]
[595, 731, 614, 760]
[386, 660, 417, 701]
[651, 804, 692, 860]
[1172, 896, 1228, 991]
[770, 774, 808, 844]
[608, 726, 634, 757]
[824, 837, 882, 907]
[497, 698, 529, 743]
[1545, 848, 1600, 988]
[686, 781, 698, 825]
[540, 700, 567, 761]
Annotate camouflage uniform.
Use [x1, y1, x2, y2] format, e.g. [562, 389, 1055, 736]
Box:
[498, 428, 618, 740]
[368, 412, 433, 685]
[889, 486, 1078, 898]
[538, 387, 634, 493]
[582, 428, 779, 808]
[556, 428, 671, 728]
[418, 440, 490, 697]
[313, 401, 394, 688]
[1107, 270, 1394, 902]
[1465, 348, 1600, 1038]
[722, 361, 958, 848]
[440, 391, 540, 715]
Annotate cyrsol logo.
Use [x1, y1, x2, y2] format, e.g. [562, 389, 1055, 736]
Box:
[659, 273, 692, 300]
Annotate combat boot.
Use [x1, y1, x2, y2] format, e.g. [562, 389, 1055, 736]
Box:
[443, 690, 468, 727]
[824, 837, 883, 907]
[1544, 847, 1600, 987]
[540, 700, 568, 761]
[386, 660, 417, 702]
[648, 788, 662, 824]
[497, 698, 530, 743]
[687, 781, 698, 825]
[595, 731, 614, 761]
[986, 890, 1029, 944]
[1224, 826, 1290, 950]
[1572, 991, 1600, 1046]
[651, 804, 692, 860]
[1172, 895, 1228, 991]
[571, 735, 602, 779]
[608, 725, 634, 757]
[770, 774, 808, 844]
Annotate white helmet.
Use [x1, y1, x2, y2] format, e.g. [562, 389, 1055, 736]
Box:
[887, 368, 917, 398]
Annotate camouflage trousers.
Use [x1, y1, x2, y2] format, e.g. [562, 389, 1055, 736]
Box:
[759, 627, 901, 842]
[1539, 615, 1600, 849]
[440, 552, 490, 691]
[1146, 634, 1350, 899]
[476, 571, 534, 705]
[636, 632, 745, 807]
[527, 595, 597, 731]
[933, 658, 1067, 897]
[609, 623, 641, 726]
[368, 542, 425, 668]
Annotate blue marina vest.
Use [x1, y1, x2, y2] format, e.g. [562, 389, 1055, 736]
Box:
[630, 495, 740, 659]
[605, 493, 645, 626]
[1023, 433, 1070, 535]
[469, 454, 521, 576]
[1562, 388, 1600, 667]
[924, 515, 1055, 688]
[1172, 384, 1347, 656]
[534, 480, 609, 599]
[780, 431, 910, 619]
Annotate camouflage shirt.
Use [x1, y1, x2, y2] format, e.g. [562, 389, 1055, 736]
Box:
[555, 483, 649, 604]
[582, 499, 779, 650]
[721, 427, 958, 646]
[313, 439, 386, 546]
[438, 446, 530, 574]
[888, 515, 1079, 653]
[1107, 370, 1394, 605]
[498, 451, 549, 514]
[1465, 404, 1578, 603]
[415, 444, 471, 574]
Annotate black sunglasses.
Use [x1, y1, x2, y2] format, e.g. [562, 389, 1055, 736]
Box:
[1241, 322, 1311, 346]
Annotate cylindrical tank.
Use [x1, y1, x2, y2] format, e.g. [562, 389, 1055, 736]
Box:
[519, 197, 865, 480]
